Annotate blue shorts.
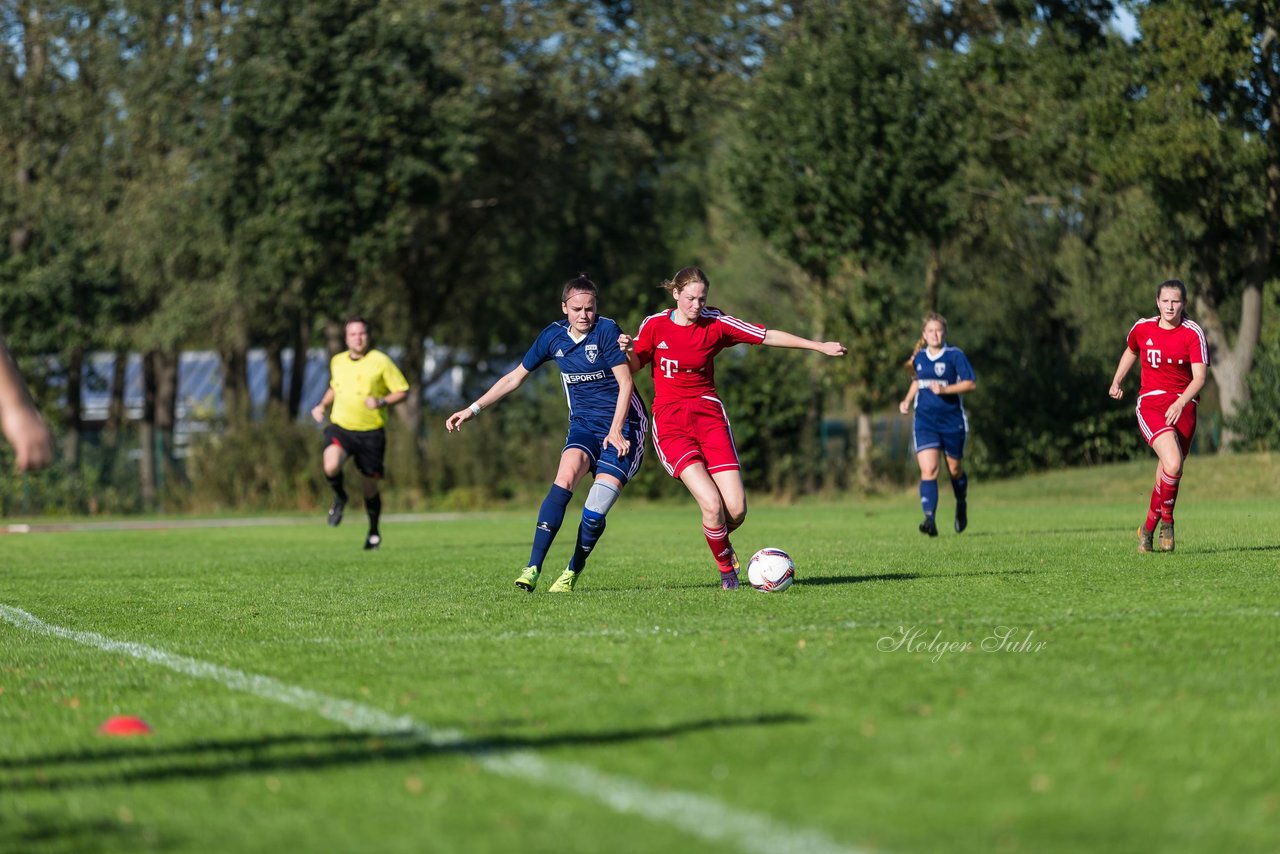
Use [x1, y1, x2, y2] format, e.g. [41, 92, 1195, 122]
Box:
[913, 421, 967, 460]
[563, 398, 648, 483]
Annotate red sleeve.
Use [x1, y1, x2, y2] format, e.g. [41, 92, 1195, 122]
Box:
[1185, 322, 1209, 365]
[1125, 322, 1142, 354]
[633, 315, 657, 367]
[715, 314, 767, 346]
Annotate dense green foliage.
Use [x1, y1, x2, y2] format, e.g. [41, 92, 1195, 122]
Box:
[2, 1, 1278, 512]
[3, 455, 1279, 852]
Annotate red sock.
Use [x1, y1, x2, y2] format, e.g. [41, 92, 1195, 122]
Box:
[1159, 468, 1181, 523]
[702, 524, 736, 571]
[1145, 480, 1161, 532]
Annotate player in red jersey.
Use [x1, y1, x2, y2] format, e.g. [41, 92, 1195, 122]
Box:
[623, 266, 847, 588]
[1108, 279, 1209, 553]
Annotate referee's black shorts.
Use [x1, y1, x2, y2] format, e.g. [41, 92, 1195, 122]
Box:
[323, 424, 387, 478]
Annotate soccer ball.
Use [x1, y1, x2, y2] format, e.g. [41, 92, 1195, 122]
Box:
[746, 548, 795, 592]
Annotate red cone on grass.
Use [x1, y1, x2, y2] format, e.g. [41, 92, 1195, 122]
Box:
[99, 715, 152, 736]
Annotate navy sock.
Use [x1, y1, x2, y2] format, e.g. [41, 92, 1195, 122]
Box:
[366, 492, 381, 535]
[920, 479, 939, 519]
[528, 484, 573, 570]
[952, 473, 968, 505]
[569, 508, 607, 572]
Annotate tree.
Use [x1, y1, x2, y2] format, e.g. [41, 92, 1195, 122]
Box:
[0, 1, 128, 468]
[1116, 1, 1277, 445]
[727, 2, 959, 482]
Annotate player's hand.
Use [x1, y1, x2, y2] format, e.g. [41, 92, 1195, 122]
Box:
[821, 341, 848, 357]
[444, 409, 472, 433]
[603, 428, 631, 457]
[364, 396, 382, 410]
[310, 404, 326, 424]
[1164, 399, 1185, 426]
[617, 333, 633, 353]
[1, 405, 53, 472]
[898, 399, 910, 415]
[1108, 382, 1124, 400]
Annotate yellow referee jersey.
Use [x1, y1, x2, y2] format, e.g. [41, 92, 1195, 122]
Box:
[328, 349, 410, 431]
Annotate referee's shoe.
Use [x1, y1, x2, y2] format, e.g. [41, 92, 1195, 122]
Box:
[328, 496, 346, 527]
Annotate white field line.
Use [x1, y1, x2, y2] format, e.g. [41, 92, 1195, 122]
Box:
[0, 603, 867, 854]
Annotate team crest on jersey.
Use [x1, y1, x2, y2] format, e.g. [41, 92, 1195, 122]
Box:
[585, 344, 599, 364]
[934, 362, 947, 378]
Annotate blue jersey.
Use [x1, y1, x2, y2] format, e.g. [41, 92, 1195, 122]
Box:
[911, 345, 975, 433]
[521, 316, 635, 429]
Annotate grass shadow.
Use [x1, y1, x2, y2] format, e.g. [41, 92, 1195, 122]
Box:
[804, 568, 1039, 587]
[0, 812, 143, 853]
[1181, 544, 1280, 556]
[801, 572, 920, 586]
[0, 711, 805, 793]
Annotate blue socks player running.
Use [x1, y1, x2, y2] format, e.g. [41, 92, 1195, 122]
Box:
[569, 508, 606, 572]
[918, 479, 939, 536]
[570, 480, 620, 573]
[529, 479, 624, 576]
[919, 474, 969, 535]
[528, 484, 573, 570]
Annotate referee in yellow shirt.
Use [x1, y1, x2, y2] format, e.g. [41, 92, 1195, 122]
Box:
[310, 317, 410, 550]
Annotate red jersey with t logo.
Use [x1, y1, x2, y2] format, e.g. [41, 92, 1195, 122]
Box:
[1125, 316, 1209, 397]
[633, 308, 766, 409]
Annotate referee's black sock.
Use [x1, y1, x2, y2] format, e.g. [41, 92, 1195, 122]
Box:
[366, 493, 381, 536]
[327, 472, 347, 502]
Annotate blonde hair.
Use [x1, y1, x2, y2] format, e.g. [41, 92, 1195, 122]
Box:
[661, 266, 710, 295]
[903, 312, 947, 371]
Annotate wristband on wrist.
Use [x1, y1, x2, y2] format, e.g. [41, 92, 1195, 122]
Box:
[469, 402, 482, 416]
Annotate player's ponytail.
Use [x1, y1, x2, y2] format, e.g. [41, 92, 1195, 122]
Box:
[661, 266, 709, 296]
[903, 336, 926, 373]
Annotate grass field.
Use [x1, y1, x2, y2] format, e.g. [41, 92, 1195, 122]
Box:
[2, 454, 1278, 853]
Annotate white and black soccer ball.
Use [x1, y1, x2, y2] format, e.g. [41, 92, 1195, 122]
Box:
[746, 547, 795, 592]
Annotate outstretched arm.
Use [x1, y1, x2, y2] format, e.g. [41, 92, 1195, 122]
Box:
[445, 364, 531, 432]
[1108, 349, 1138, 400]
[0, 338, 53, 472]
[761, 329, 848, 357]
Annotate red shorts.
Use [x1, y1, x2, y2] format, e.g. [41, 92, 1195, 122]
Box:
[1136, 391, 1197, 455]
[651, 397, 741, 479]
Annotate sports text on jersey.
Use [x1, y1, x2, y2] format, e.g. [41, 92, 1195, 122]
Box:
[563, 369, 608, 384]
